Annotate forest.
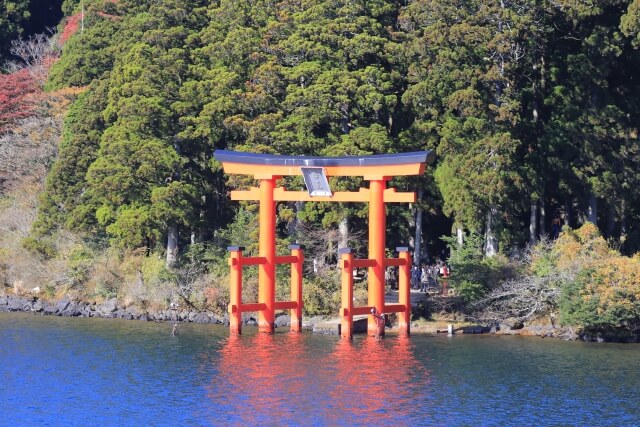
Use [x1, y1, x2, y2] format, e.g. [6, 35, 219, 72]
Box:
[1, 0, 639, 338]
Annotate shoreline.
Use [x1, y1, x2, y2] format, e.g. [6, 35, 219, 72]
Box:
[1, 293, 637, 343]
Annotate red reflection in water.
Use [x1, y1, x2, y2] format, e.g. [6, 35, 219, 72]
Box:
[328, 335, 429, 425]
[209, 333, 429, 425]
[211, 332, 309, 425]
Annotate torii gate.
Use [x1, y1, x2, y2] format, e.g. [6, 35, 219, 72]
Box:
[214, 149, 434, 338]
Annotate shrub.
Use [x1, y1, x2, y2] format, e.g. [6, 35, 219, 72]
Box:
[560, 255, 640, 334]
[444, 233, 513, 303]
[66, 245, 94, 288]
[303, 269, 341, 316]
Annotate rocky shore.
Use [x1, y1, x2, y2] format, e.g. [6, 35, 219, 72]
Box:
[2, 293, 637, 342]
[1, 294, 231, 325]
[0, 293, 324, 330]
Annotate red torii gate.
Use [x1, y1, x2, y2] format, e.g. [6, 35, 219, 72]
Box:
[214, 150, 434, 338]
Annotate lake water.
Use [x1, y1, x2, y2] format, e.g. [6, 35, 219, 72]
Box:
[1, 312, 639, 426]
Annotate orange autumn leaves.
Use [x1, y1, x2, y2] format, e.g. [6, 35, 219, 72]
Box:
[554, 223, 640, 328]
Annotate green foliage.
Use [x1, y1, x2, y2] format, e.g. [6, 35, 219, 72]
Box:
[0, 0, 30, 62]
[140, 252, 175, 285]
[66, 245, 95, 288]
[559, 268, 602, 328]
[401, 0, 527, 234]
[21, 236, 57, 258]
[33, 80, 109, 238]
[217, 207, 259, 254]
[621, 0, 640, 48]
[29, 0, 640, 286]
[444, 233, 512, 302]
[302, 270, 341, 316]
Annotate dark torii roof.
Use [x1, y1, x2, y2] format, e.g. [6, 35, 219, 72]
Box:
[213, 149, 436, 168]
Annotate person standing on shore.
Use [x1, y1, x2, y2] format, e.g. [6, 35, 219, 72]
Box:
[371, 308, 385, 341]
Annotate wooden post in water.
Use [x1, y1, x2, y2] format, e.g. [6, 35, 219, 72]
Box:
[290, 244, 304, 332]
[340, 249, 355, 339]
[367, 178, 388, 337]
[228, 247, 244, 335]
[258, 177, 277, 333]
[397, 247, 411, 336]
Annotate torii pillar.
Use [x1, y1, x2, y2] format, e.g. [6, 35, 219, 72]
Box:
[368, 177, 387, 335]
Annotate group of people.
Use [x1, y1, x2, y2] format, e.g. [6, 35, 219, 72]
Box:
[411, 261, 450, 294]
[373, 260, 451, 340]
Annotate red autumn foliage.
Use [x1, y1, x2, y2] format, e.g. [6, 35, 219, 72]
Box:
[0, 69, 39, 133]
[59, 13, 82, 45]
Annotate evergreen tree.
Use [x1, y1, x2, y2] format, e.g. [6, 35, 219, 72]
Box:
[401, 0, 535, 255]
[0, 0, 30, 62]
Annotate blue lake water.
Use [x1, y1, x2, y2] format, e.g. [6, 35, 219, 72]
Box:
[1, 312, 639, 426]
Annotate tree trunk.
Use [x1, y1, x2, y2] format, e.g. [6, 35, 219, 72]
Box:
[414, 189, 424, 266]
[529, 198, 538, 243]
[408, 202, 416, 254]
[539, 196, 546, 237]
[457, 227, 464, 248]
[484, 206, 499, 257]
[606, 204, 616, 239]
[588, 193, 598, 225]
[338, 216, 349, 250]
[166, 224, 179, 268]
[286, 201, 306, 239]
[564, 194, 572, 229]
[197, 194, 206, 242]
[620, 198, 627, 240]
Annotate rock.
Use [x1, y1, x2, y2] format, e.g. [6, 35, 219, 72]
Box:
[127, 306, 141, 319]
[62, 302, 82, 317]
[80, 303, 93, 317]
[55, 296, 71, 312]
[138, 313, 152, 321]
[312, 317, 368, 335]
[32, 300, 44, 313]
[96, 298, 118, 316]
[245, 316, 257, 326]
[461, 325, 486, 334]
[557, 327, 576, 341]
[8, 295, 27, 311]
[303, 316, 325, 331]
[44, 303, 58, 314]
[275, 315, 290, 328]
[194, 312, 210, 324]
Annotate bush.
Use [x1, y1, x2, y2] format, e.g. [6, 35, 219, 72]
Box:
[303, 269, 341, 316]
[22, 236, 57, 258]
[560, 255, 640, 334]
[445, 233, 513, 303]
[66, 245, 94, 289]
